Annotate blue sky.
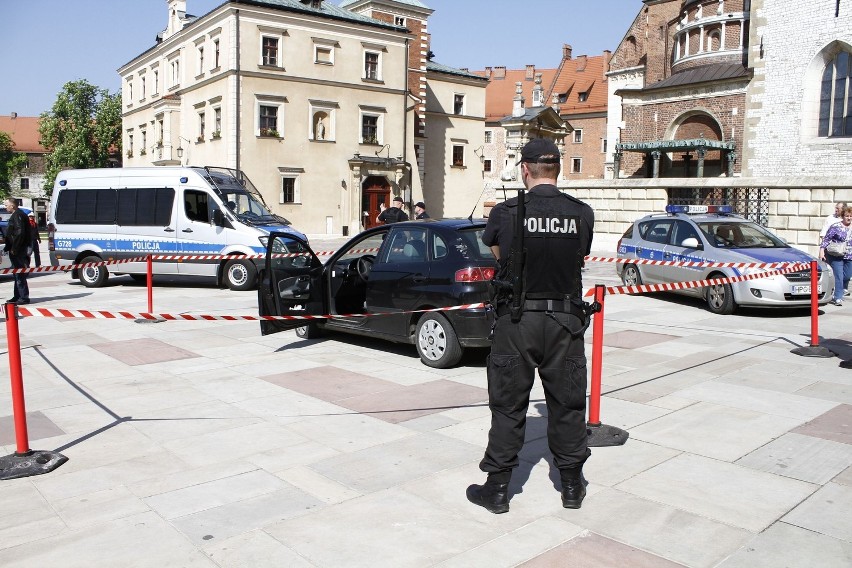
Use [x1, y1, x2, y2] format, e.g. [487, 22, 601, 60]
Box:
[0, 0, 639, 117]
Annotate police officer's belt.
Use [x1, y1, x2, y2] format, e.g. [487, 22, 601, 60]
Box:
[495, 299, 584, 318]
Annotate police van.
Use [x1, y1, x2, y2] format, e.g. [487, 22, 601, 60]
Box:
[48, 166, 306, 290]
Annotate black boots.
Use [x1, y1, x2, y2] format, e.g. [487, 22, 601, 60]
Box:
[466, 473, 510, 514]
[560, 465, 587, 509]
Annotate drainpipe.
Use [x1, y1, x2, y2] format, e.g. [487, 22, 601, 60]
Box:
[403, 37, 410, 209]
[235, 9, 241, 172]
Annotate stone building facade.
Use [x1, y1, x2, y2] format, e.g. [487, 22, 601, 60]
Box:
[120, 0, 486, 236]
[608, 0, 750, 179]
[0, 114, 50, 228]
[743, 0, 852, 176]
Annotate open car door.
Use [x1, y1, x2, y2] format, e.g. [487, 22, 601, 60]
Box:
[258, 232, 325, 335]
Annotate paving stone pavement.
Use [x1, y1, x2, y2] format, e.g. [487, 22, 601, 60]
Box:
[0, 240, 851, 567]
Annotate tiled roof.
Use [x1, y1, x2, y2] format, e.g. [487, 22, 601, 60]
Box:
[426, 61, 489, 81]
[471, 68, 559, 122]
[642, 63, 751, 91]
[235, 0, 405, 31]
[546, 54, 609, 114]
[340, 0, 429, 7]
[0, 116, 46, 153]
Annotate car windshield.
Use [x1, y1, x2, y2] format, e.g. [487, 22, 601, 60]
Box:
[697, 221, 787, 249]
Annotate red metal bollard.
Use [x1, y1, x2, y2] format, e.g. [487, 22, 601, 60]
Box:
[5, 302, 30, 455]
[588, 285, 605, 427]
[147, 254, 153, 313]
[1, 303, 69, 479]
[586, 285, 628, 447]
[791, 260, 832, 357]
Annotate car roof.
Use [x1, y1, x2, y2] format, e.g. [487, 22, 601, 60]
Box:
[637, 212, 748, 223]
[394, 218, 487, 229]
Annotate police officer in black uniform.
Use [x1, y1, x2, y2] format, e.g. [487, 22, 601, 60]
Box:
[467, 138, 594, 514]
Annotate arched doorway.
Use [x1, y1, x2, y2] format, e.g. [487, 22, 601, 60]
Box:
[362, 175, 390, 230]
[667, 111, 725, 177]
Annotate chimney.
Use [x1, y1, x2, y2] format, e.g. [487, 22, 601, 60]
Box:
[485, 66, 492, 79]
[512, 82, 526, 117]
[576, 55, 587, 72]
[563, 44, 573, 60]
[493, 66, 506, 79]
[603, 50, 612, 78]
[532, 73, 544, 107]
[10, 112, 17, 119]
[525, 65, 535, 81]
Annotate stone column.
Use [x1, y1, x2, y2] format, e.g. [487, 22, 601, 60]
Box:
[727, 151, 737, 177]
[651, 151, 661, 179]
[613, 152, 622, 179]
[696, 147, 707, 178]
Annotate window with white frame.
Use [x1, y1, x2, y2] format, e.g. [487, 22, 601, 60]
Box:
[127, 78, 133, 103]
[169, 57, 180, 88]
[573, 129, 583, 143]
[213, 107, 222, 137]
[571, 157, 582, 173]
[453, 94, 465, 115]
[484, 130, 492, 144]
[484, 159, 492, 172]
[261, 35, 280, 67]
[197, 45, 205, 76]
[256, 96, 285, 137]
[127, 132, 134, 155]
[213, 38, 221, 68]
[394, 16, 405, 27]
[280, 175, 300, 203]
[153, 69, 159, 94]
[309, 101, 337, 141]
[452, 145, 465, 167]
[140, 128, 147, 154]
[364, 50, 380, 80]
[198, 111, 206, 140]
[140, 76, 146, 100]
[361, 114, 379, 144]
[157, 118, 164, 145]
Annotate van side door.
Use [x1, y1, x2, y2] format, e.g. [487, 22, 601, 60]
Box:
[177, 188, 227, 277]
[116, 187, 178, 274]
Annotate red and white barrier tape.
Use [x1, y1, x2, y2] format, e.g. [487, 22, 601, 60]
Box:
[14, 302, 487, 321]
[585, 262, 812, 296]
[584, 255, 795, 269]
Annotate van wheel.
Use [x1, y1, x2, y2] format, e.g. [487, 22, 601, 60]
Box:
[224, 259, 257, 291]
[416, 313, 463, 368]
[79, 255, 108, 288]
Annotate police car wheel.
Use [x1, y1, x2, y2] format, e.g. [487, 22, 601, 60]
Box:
[224, 259, 257, 291]
[622, 264, 643, 287]
[416, 313, 463, 368]
[295, 323, 323, 339]
[706, 277, 736, 315]
[79, 255, 108, 288]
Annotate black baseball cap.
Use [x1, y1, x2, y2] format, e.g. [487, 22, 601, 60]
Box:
[517, 138, 561, 164]
[392, 196, 404, 204]
[414, 201, 425, 209]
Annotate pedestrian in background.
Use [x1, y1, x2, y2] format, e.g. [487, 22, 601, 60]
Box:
[28, 212, 41, 267]
[819, 204, 852, 306]
[3, 198, 31, 304]
[414, 201, 430, 219]
[376, 195, 409, 224]
[467, 139, 595, 514]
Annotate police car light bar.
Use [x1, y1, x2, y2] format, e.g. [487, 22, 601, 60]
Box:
[665, 204, 733, 214]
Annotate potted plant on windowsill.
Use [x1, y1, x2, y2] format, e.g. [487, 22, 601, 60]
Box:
[212, 131, 221, 139]
[156, 140, 163, 148]
[197, 135, 204, 143]
[126, 149, 133, 158]
[259, 128, 279, 138]
[139, 149, 147, 156]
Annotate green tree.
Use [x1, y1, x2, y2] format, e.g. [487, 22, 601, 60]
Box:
[0, 131, 28, 198]
[39, 79, 122, 194]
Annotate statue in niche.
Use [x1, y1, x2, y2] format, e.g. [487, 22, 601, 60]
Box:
[315, 116, 326, 140]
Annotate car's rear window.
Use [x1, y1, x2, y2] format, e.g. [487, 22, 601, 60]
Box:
[453, 228, 494, 260]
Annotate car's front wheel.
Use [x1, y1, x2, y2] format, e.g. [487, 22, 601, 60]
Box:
[706, 274, 737, 314]
[416, 313, 463, 368]
[78, 255, 108, 287]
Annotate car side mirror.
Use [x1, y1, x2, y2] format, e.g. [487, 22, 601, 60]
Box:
[680, 237, 702, 249]
[213, 209, 225, 227]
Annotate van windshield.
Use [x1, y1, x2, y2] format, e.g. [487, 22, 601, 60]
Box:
[200, 166, 292, 227]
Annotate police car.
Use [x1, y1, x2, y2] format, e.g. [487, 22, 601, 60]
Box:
[616, 205, 834, 314]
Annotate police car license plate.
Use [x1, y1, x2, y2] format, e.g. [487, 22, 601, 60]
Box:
[790, 284, 822, 295]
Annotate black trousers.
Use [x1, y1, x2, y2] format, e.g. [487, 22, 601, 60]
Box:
[9, 252, 30, 301]
[480, 309, 589, 476]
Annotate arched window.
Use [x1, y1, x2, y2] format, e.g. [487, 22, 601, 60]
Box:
[819, 50, 852, 137]
[706, 30, 721, 52]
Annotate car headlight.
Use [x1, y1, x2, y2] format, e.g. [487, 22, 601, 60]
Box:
[741, 266, 769, 276]
[259, 236, 269, 247]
